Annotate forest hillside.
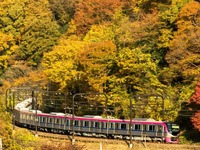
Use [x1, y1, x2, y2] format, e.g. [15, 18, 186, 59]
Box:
[0, 0, 200, 149]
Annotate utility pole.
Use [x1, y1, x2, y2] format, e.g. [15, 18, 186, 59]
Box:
[0, 138, 2, 150]
[129, 97, 133, 149]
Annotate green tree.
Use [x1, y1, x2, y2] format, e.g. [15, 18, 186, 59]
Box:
[79, 41, 117, 92]
[48, 0, 78, 33]
[0, 0, 61, 67]
[111, 47, 165, 119]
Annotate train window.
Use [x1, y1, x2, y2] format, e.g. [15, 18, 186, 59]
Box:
[91, 122, 94, 127]
[104, 123, 107, 128]
[80, 121, 83, 126]
[67, 120, 70, 126]
[26, 115, 30, 120]
[121, 124, 126, 130]
[116, 123, 119, 129]
[49, 118, 52, 123]
[149, 125, 155, 131]
[109, 123, 113, 129]
[134, 124, 141, 130]
[84, 121, 89, 127]
[55, 118, 59, 124]
[94, 122, 99, 128]
[101, 122, 103, 128]
[75, 120, 79, 126]
[42, 117, 46, 122]
[70, 120, 73, 126]
[143, 125, 147, 131]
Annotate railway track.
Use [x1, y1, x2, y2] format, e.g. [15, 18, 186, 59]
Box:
[29, 129, 128, 145]
[28, 129, 200, 150]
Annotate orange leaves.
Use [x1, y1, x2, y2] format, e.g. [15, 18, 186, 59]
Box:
[74, 0, 122, 35]
[188, 81, 200, 131]
[189, 81, 200, 105]
[177, 1, 200, 29]
[166, 1, 200, 80]
[191, 111, 200, 131]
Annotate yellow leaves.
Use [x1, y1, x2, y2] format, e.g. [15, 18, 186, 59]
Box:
[0, 32, 18, 69]
[0, 32, 14, 52]
[79, 41, 117, 91]
[0, 55, 9, 69]
[42, 39, 116, 90]
[118, 47, 154, 72]
[158, 28, 173, 48]
[42, 38, 88, 89]
[66, 19, 77, 35]
[84, 24, 115, 42]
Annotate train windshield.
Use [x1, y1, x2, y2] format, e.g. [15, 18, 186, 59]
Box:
[165, 122, 180, 136]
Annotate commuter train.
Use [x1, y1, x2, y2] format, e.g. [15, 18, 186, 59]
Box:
[13, 98, 180, 143]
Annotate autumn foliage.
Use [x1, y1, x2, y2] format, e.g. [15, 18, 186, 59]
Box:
[189, 81, 200, 131]
[74, 0, 122, 35]
[0, 0, 200, 147]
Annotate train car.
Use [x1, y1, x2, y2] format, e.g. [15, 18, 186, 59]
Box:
[14, 98, 180, 143]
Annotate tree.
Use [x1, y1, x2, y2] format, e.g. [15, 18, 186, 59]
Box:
[79, 41, 117, 92]
[83, 24, 115, 42]
[0, 32, 18, 75]
[42, 38, 88, 89]
[74, 0, 122, 35]
[48, 0, 77, 33]
[0, 0, 61, 90]
[165, 1, 200, 82]
[112, 47, 166, 119]
[0, 0, 61, 67]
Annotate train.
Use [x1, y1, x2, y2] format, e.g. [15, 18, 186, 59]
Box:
[13, 98, 180, 143]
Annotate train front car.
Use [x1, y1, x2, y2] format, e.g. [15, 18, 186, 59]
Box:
[164, 122, 180, 143]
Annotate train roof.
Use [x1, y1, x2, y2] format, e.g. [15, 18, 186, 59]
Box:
[83, 115, 102, 118]
[50, 112, 66, 116]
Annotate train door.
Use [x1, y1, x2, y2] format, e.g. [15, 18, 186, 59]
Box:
[109, 122, 115, 134]
[66, 119, 70, 130]
[74, 120, 80, 131]
[121, 123, 128, 135]
[134, 124, 142, 137]
[157, 125, 164, 138]
[90, 121, 94, 132]
[94, 122, 101, 133]
[48, 117, 53, 128]
[54, 118, 60, 129]
[115, 123, 119, 134]
[42, 117, 47, 127]
[102, 122, 106, 135]
[148, 124, 156, 137]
